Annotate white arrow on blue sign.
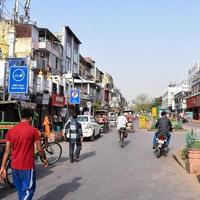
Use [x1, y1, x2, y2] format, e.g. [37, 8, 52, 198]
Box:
[8, 66, 29, 94]
[69, 89, 81, 104]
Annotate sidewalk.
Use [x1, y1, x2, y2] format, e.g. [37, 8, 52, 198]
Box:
[192, 120, 200, 124]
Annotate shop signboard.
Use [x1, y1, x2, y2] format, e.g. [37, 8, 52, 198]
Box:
[186, 95, 200, 108]
[8, 58, 26, 67]
[42, 94, 50, 105]
[52, 94, 65, 107]
[35, 93, 49, 105]
[10, 93, 29, 101]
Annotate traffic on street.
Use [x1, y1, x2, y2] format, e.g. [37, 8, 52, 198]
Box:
[1, 1, 200, 200]
[1, 122, 200, 200]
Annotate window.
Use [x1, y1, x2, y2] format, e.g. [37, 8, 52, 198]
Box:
[67, 43, 71, 58]
[52, 83, 57, 94]
[67, 60, 71, 72]
[74, 50, 78, 64]
[59, 85, 64, 95]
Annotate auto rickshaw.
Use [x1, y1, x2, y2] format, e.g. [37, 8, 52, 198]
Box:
[123, 110, 135, 133]
[95, 110, 110, 133]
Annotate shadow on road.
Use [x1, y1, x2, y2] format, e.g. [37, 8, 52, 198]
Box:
[196, 175, 200, 183]
[0, 184, 16, 199]
[38, 177, 82, 200]
[123, 140, 131, 147]
[36, 156, 68, 180]
[80, 151, 96, 161]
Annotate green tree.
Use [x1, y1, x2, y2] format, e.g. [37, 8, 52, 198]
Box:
[151, 96, 162, 107]
[132, 94, 151, 112]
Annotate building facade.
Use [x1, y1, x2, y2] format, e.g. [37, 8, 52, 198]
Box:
[162, 81, 189, 111]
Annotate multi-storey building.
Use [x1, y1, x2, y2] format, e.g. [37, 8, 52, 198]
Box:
[77, 56, 103, 113]
[102, 72, 114, 106]
[0, 21, 66, 128]
[186, 62, 200, 120]
[162, 81, 189, 111]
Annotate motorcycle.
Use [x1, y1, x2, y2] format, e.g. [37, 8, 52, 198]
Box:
[155, 133, 168, 158]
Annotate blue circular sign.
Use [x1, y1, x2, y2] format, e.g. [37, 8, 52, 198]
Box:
[12, 69, 25, 82]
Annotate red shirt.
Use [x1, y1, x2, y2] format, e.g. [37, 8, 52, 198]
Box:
[6, 122, 40, 170]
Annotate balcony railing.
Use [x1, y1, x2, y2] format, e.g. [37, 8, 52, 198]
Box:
[38, 39, 63, 59]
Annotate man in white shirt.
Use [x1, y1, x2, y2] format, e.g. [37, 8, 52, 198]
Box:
[116, 113, 128, 143]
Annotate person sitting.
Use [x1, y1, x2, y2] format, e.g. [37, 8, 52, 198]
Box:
[153, 111, 172, 149]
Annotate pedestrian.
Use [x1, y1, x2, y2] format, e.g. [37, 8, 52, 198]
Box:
[43, 115, 51, 138]
[53, 114, 58, 131]
[0, 108, 48, 200]
[64, 112, 83, 163]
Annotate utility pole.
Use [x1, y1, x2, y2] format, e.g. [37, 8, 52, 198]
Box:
[14, 0, 19, 21]
[0, 1, 3, 20]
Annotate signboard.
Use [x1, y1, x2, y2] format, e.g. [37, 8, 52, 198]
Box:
[8, 66, 29, 94]
[10, 93, 30, 101]
[186, 95, 200, 108]
[8, 58, 26, 67]
[52, 94, 65, 107]
[151, 107, 157, 118]
[35, 93, 49, 105]
[69, 89, 81, 105]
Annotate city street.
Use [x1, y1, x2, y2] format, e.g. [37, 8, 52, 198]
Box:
[1, 123, 200, 200]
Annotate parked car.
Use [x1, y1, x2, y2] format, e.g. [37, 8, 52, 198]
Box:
[64, 115, 101, 141]
[108, 112, 117, 127]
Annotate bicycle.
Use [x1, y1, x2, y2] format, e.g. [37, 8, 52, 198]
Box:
[36, 136, 62, 165]
[4, 136, 62, 188]
[119, 127, 127, 148]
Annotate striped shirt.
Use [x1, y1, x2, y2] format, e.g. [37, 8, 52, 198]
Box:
[64, 118, 82, 142]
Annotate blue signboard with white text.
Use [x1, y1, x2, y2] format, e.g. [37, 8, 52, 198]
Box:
[69, 89, 81, 104]
[8, 66, 29, 94]
[8, 58, 26, 67]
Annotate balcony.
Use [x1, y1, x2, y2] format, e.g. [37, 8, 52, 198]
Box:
[81, 93, 96, 101]
[38, 40, 62, 59]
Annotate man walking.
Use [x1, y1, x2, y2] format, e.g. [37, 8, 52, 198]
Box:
[64, 112, 83, 163]
[0, 108, 48, 200]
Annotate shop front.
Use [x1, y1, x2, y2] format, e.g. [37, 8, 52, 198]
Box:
[186, 94, 200, 120]
[51, 94, 65, 131]
[34, 93, 50, 130]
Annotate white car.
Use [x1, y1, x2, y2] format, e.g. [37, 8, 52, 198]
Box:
[64, 115, 101, 141]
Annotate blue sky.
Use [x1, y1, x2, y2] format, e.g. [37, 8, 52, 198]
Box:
[5, 0, 200, 101]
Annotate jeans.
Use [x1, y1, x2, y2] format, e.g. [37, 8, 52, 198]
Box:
[153, 131, 171, 146]
[69, 139, 82, 162]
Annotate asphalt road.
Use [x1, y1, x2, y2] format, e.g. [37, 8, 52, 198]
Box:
[1, 123, 200, 200]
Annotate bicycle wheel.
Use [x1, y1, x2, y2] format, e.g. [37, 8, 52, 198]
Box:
[44, 142, 62, 165]
[5, 159, 15, 188]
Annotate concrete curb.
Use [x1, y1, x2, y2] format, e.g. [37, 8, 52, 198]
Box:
[173, 151, 186, 170]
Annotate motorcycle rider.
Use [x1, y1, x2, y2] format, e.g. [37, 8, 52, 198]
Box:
[153, 111, 172, 149]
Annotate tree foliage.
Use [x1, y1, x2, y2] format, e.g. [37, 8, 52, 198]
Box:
[132, 94, 151, 112]
[151, 96, 162, 107]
